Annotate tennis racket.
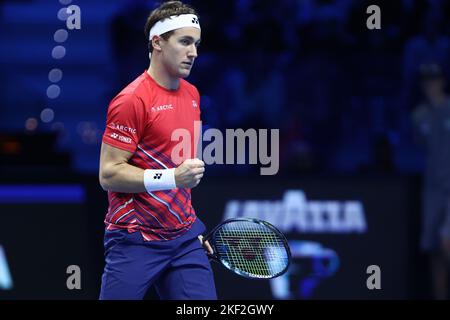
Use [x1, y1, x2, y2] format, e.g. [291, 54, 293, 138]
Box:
[202, 218, 291, 279]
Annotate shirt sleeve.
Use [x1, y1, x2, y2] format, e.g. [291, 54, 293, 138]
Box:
[102, 93, 146, 153]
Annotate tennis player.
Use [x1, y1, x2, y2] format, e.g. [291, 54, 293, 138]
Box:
[98, 1, 216, 300]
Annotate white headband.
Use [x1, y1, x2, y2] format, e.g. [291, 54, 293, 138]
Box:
[149, 14, 200, 41]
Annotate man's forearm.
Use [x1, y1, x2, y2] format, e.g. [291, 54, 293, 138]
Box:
[100, 162, 178, 194]
[100, 162, 146, 193]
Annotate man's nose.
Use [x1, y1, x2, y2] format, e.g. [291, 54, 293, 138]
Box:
[188, 44, 198, 58]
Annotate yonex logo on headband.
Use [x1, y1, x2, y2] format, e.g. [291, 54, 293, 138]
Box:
[149, 14, 201, 41]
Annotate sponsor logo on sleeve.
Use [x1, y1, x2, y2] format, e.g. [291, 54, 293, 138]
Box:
[110, 132, 132, 144]
[109, 122, 137, 134]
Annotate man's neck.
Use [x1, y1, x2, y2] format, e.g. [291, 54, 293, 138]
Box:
[147, 61, 180, 91]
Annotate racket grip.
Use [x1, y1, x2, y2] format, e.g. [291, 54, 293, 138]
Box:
[206, 252, 219, 261]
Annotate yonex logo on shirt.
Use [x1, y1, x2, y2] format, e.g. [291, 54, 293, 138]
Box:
[110, 133, 132, 144]
[154, 173, 162, 179]
[192, 100, 198, 108]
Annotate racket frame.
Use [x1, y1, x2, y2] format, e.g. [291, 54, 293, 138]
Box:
[203, 217, 291, 279]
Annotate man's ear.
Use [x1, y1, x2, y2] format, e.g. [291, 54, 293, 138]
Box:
[151, 36, 163, 53]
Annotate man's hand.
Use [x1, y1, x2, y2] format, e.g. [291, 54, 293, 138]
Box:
[175, 158, 205, 188]
[198, 235, 214, 255]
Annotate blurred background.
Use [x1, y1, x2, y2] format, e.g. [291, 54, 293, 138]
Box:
[1, 0, 450, 299]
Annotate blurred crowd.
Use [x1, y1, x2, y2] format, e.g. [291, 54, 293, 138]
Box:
[1, 0, 448, 176]
[110, 0, 450, 175]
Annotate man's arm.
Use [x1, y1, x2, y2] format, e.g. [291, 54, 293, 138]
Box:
[99, 142, 146, 193]
[99, 142, 205, 193]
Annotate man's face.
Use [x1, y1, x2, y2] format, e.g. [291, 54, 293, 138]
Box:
[159, 27, 201, 79]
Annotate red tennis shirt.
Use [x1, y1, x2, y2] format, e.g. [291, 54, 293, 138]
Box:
[102, 71, 201, 241]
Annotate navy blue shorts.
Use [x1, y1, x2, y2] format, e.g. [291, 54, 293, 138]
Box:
[99, 218, 217, 300]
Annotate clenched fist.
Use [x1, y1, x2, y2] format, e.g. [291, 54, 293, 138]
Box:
[174, 158, 205, 188]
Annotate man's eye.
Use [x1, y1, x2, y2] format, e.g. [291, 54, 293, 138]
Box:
[181, 39, 190, 45]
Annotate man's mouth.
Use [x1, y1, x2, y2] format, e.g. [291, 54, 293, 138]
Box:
[182, 61, 193, 67]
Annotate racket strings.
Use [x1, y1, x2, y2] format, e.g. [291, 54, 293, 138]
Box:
[214, 221, 289, 278]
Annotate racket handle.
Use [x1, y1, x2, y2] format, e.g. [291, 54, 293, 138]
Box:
[206, 252, 219, 261]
